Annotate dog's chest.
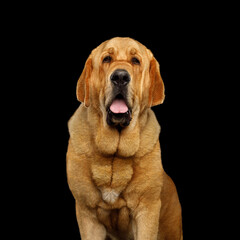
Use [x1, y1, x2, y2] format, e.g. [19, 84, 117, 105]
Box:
[91, 156, 133, 204]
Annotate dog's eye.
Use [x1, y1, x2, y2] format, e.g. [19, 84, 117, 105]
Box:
[131, 57, 140, 65]
[102, 56, 112, 63]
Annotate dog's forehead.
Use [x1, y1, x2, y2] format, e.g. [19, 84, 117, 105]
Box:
[91, 37, 153, 66]
[105, 37, 140, 50]
[101, 37, 147, 57]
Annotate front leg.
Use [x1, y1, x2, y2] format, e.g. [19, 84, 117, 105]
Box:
[134, 200, 161, 240]
[75, 202, 106, 240]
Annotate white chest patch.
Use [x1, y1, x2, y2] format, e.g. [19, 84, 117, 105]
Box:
[101, 189, 119, 204]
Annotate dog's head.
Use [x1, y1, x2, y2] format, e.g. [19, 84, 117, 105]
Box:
[76, 37, 165, 129]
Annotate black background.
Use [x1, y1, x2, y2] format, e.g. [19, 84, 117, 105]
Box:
[8, 4, 222, 239]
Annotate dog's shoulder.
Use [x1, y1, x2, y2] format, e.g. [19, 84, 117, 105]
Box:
[68, 105, 92, 155]
[135, 109, 161, 157]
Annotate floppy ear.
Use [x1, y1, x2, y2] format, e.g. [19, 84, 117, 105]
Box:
[148, 57, 165, 107]
[76, 57, 92, 107]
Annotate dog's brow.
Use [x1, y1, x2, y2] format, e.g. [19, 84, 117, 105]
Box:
[108, 47, 114, 54]
[130, 48, 136, 55]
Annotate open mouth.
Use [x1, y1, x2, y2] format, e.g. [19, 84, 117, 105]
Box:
[106, 94, 132, 128]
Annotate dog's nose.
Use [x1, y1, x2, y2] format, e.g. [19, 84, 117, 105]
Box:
[110, 69, 130, 86]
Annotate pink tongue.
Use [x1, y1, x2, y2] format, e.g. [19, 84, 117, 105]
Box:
[110, 99, 128, 113]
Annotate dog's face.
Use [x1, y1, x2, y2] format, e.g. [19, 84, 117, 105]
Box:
[77, 37, 165, 129]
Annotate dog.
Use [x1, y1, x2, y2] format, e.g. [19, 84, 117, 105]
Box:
[67, 37, 183, 240]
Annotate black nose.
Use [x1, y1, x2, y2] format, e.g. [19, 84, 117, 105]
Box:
[110, 69, 130, 86]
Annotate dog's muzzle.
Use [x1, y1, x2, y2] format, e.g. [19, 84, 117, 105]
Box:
[106, 69, 132, 129]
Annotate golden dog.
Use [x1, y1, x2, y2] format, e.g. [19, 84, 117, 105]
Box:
[67, 37, 183, 240]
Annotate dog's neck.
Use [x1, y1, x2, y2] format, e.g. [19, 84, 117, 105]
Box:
[68, 104, 160, 158]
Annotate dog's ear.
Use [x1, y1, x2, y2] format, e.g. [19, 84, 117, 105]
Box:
[76, 57, 92, 107]
[148, 57, 165, 107]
